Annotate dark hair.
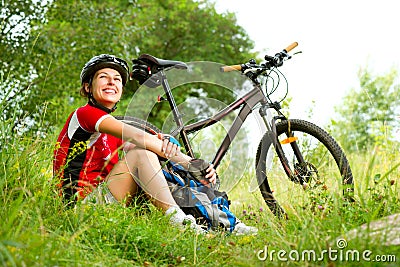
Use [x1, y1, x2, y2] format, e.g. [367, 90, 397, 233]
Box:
[79, 84, 89, 98]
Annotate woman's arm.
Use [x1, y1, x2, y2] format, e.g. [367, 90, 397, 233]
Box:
[98, 116, 188, 162]
[99, 116, 216, 183]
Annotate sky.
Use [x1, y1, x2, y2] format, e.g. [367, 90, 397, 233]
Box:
[214, 0, 400, 126]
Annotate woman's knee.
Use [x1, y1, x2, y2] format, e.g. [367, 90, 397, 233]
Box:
[124, 147, 159, 166]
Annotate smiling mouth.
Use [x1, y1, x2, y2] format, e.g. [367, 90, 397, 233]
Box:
[103, 88, 117, 94]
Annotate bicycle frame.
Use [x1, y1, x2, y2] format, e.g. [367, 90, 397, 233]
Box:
[159, 68, 291, 170]
[128, 44, 354, 216]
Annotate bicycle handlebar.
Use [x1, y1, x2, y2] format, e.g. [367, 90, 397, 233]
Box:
[284, 42, 298, 53]
[220, 64, 242, 72]
[220, 42, 298, 73]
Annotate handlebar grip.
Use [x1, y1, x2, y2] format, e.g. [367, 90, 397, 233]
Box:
[284, 42, 298, 53]
[220, 65, 242, 72]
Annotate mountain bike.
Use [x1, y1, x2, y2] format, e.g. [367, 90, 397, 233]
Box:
[118, 42, 354, 217]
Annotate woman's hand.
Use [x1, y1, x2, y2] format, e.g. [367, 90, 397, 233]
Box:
[188, 159, 218, 187]
[205, 163, 217, 185]
[156, 134, 217, 186]
[158, 133, 181, 158]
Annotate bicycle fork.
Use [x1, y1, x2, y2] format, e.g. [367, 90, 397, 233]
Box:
[259, 104, 310, 185]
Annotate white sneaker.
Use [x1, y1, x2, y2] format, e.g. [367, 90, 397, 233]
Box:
[182, 214, 207, 234]
[166, 206, 186, 225]
[166, 206, 206, 234]
[232, 222, 258, 236]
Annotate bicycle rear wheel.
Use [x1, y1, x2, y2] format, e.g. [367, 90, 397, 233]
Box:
[255, 119, 354, 217]
[115, 116, 161, 134]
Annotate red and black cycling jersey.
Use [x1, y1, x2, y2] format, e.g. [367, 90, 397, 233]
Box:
[53, 104, 123, 202]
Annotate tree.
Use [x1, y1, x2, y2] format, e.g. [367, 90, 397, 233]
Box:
[0, 0, 49, 133]
[0, 0, 49, 73]
[1, 0, 255, 134]
[331, 67, 400, 152]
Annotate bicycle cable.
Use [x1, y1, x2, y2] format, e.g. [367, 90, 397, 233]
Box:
[262, 67, 289, 105]
[274, 67, 289, 104]
[264, 68, 279, 96]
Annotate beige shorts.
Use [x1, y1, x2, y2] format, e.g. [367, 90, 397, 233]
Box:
[82, 182, 119, 205]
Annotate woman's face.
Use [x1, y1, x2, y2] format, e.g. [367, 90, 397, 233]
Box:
[86, 68, 123, 108]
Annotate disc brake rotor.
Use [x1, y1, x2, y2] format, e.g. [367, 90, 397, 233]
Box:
[292, 162, 319, 185]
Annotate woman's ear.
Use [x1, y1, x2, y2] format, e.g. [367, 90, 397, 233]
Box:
[83, 83, 90, 93]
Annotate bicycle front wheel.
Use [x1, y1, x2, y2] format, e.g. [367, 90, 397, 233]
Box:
[255, 119, 354, 217]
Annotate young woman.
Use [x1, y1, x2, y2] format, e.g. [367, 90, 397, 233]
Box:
[53, 54, 257, 235]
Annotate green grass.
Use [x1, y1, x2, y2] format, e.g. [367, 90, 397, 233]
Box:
[1, 130, 399, 266]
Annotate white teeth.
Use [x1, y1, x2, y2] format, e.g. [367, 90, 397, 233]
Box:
[104, 89, 116, 94]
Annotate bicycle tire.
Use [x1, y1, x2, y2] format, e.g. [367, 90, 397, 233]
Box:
[114, 116, 162, 134]
[255, 119, 354, 217]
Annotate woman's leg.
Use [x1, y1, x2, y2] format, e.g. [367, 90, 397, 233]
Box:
[106, 147, 206, 233]
[106, 147, 177, 210]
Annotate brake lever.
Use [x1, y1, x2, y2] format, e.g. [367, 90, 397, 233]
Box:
[283, 50, 302, 62]
[242, 61, 264, 82]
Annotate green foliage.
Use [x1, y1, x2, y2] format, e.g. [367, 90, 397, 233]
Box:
[184, 109, 252, 191]
[121, 61, 252, 131]
[0, 0, 49, 66]
[1, 107, 399, 265]
[332, 67, 400, 152]
[3, 1, 400, 265]
[1, 0, 255, 134]
[0, 0, 50, 131]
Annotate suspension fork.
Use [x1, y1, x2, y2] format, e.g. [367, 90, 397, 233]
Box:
[259, 103, 304, 180]
[274, 110, 306, 165]
[275, 116, 309, 182]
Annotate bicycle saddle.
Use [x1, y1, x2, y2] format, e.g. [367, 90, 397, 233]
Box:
[138, 54, 188, 70]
